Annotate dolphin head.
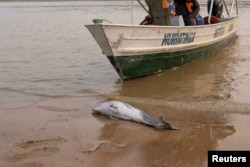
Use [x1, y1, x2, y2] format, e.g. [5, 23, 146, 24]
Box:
[92, 101, 112, 116]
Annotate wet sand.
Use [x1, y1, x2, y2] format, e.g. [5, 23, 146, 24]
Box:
[1, 96, 250, 167]
[1, 1, 250, 167]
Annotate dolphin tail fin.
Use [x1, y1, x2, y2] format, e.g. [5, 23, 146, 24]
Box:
[158, 115, 179, 130]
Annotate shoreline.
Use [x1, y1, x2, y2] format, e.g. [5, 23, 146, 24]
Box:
[1, 99, 250, 167]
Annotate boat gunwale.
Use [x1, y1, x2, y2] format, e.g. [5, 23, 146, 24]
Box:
[85, 16, 239, 29]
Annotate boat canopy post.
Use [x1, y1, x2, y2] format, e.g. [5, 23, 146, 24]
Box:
[222, 0, 230, 17]
[208, 0, 215, 24]
[229, 0, 236, 17]
[137, 0, 149, 14]
[131, 0, 150, 24]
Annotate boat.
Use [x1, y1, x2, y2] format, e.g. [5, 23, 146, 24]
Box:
[85, 0, 239, 80]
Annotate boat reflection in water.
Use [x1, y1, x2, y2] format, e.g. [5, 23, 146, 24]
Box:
[119, 38, 239, 103]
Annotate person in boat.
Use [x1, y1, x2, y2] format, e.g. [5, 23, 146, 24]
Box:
[145, 0, 175, 26]
[204, 0, 223, 24]
[174, 0, 200, 26]
[207, 0, 223, 18]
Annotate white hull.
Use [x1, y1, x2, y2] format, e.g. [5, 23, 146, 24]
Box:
[86, 17, 239, 57]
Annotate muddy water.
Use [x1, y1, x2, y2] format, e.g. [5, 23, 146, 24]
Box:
[0, 1, 250, 167]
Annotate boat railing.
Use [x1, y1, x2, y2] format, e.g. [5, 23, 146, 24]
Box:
[133, 0, 239, 25]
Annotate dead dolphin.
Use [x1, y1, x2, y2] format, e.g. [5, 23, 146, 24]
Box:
[93, 101, 178, 130]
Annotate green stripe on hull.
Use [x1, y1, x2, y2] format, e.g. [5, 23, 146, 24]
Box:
[108, 34, 237, 80]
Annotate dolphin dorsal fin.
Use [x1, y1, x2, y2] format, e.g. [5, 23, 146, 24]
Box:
[159, 115, 164, 122]
[158, 115, 179, 130]
[158, 115, 168, 124]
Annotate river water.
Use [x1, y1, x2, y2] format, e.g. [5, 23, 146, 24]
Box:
[0, 1, 250, 167]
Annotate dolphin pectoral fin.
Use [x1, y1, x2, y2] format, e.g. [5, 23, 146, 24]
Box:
[110, 104, 119, 113]
[109, 104, 131, 120]
[108, 104, 119, 119]
[158, 115, 179, 130]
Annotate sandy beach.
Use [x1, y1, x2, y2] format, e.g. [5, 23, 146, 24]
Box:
[1, 1, 250, 167]
[1, 96, 250, 167]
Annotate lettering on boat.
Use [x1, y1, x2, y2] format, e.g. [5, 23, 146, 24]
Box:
[161, 32, 196, 46]
[214, 27, 225, 38]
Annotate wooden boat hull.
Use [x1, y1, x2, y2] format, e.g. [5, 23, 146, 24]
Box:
[85, 17, 239, 80]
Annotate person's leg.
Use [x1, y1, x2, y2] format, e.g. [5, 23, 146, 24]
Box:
[165, 9, 172, 26]
[183, 17, 197, 26]
[189, 18, 197, 25]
